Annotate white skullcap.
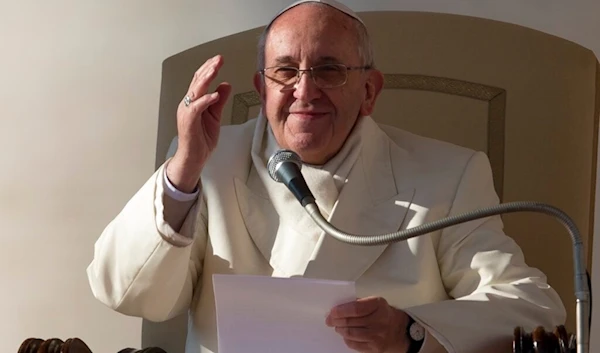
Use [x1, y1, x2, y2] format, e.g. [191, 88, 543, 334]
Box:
[267, 0, 364, 27]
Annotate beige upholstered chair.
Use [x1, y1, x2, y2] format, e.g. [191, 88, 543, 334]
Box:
[150, 11, 599, 352]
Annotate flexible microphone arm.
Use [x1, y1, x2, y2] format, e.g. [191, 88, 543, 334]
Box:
[267, 149, 590, 353]
[305, 201, 589, 353]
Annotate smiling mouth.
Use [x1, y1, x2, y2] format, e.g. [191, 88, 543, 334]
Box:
[288, 112, 328, 119]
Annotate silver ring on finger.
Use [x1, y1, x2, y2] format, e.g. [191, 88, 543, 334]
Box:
[183, 95, 192, 107]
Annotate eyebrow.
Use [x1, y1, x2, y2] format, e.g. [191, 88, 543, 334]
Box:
[273, 56, 297, 65]
[272, 55, 344, 66]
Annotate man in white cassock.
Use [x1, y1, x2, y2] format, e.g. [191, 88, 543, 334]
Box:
[86, 1, 566, 352]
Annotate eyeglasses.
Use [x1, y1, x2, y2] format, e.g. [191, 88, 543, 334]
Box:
[259, 64, 371, 90]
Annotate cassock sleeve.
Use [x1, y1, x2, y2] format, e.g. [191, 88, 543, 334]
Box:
[86, 161, 208, 322]
[403, 151, 566, 353]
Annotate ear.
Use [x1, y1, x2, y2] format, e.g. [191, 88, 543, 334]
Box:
[359, 69, 384, 116]
[253, 72, 265, 100]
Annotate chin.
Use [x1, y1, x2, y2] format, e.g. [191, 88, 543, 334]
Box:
[288, 133, 321, 147]
[280, 129, 333, 163]
[292, 145, 331, 165]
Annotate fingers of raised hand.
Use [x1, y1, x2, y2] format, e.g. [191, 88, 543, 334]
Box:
[184, 92, 220, 115]
[189, 55, 224, 99]
[206, 82, 232, 117]
[180, 55, 224, 110]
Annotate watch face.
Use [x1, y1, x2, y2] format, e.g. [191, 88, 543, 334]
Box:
[409, 322, 426, 341]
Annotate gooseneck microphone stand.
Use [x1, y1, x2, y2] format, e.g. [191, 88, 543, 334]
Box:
[267, 149, 590, 353]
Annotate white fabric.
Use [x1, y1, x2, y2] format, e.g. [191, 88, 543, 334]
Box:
[87, 115, 566, 353]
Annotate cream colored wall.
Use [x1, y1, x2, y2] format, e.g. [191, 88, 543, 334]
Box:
[1, 1, 598, 352]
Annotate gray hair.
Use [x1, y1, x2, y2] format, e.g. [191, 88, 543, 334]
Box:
[256, 4, 374, 71]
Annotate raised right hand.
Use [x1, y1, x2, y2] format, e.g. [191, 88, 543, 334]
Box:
[167, 54, 232, 193]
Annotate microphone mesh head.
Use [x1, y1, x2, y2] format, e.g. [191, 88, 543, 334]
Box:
[267, 149, 301, 182]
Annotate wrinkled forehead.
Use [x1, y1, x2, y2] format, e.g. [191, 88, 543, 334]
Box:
[264, 1, 364, 65]
[266, 16, 361, 66]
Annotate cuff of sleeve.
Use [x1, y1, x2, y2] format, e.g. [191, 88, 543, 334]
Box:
[155, 166, 197, 247]
[163, 167, 200, 202]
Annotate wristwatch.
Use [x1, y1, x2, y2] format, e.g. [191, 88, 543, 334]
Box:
[406, 316, 425, 353]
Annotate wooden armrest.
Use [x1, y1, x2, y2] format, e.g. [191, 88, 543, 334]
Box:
[18, 338, 167, 353]
[513, 325, 575, 353]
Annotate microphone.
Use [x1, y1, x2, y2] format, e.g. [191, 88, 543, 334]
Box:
[266, 149, 590, 353]
[267, 149, 315, 207]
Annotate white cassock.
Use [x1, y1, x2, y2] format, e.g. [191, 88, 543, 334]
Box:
[87, 113, 565, 353]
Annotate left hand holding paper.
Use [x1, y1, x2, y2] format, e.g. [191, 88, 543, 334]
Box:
[326, 296, 410, 353]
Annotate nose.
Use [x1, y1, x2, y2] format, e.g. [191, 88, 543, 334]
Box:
[293, 70, 322, 102]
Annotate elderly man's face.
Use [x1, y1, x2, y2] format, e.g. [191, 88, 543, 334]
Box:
[254, 4, 383, 165]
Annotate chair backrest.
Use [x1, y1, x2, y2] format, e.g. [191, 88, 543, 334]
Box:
[151, 11, 600, 352]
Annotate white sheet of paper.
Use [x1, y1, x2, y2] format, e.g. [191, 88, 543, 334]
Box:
[213, 274, 356, 353]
